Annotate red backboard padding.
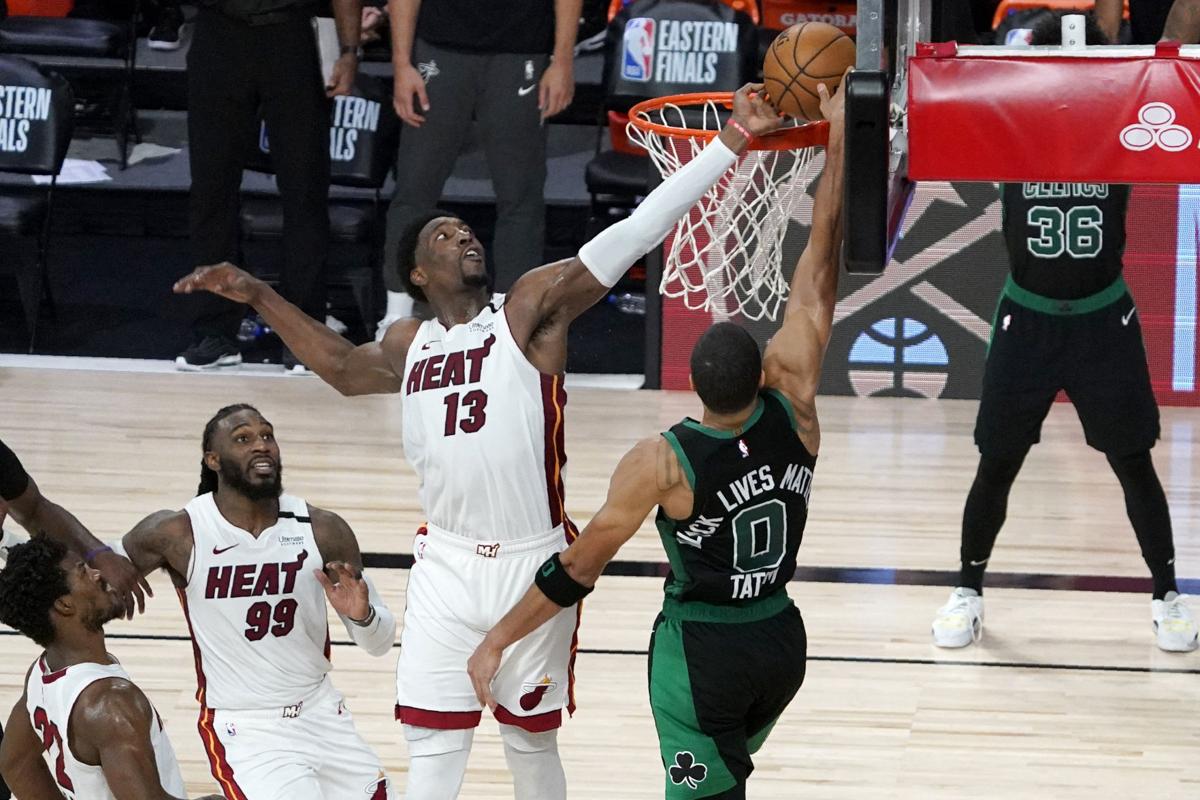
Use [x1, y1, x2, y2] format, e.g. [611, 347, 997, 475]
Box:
[908, 45, 1200, 184]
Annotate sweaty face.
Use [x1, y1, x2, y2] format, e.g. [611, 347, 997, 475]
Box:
[415, 217, 490, 297]
[211, 411, 283, 501]
[63, 554, 124, 631]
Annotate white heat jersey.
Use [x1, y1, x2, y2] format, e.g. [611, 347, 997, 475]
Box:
[24, 655, 185, 800]
[181, 493, 331, 710]
[402, 295, 570, 540]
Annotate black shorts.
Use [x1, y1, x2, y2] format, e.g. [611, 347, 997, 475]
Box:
[648, 602, 806, 799]
[975, 291, 1160, 458]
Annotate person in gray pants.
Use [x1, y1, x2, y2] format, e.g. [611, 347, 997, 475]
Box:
[378, 0, 580, 336]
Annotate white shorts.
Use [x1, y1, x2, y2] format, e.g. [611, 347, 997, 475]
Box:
[395, 524, 581, 732]
[200, 678, 395, 800]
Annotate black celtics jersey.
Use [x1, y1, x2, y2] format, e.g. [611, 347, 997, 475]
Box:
[1001, 183, 1130, 300]
[656, 390, 815, 606]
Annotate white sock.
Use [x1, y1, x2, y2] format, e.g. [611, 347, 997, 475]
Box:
[403, 725, 473, 800]
[377, 292, 415, 342]
[500, 725, 566, 800]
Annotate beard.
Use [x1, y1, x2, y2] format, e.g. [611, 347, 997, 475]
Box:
[462, 271, 491, 291]
[219, 457, 283, 501]
[83, 592, 124, 633]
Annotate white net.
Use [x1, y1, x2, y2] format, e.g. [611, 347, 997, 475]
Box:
[627, 98, 824, 321]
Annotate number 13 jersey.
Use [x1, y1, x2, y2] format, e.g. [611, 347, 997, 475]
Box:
[402, 296, 570, 541]
[180, 493, 331, 710]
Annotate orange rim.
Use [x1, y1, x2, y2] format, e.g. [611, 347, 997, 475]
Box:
[628, 92, 828, 152]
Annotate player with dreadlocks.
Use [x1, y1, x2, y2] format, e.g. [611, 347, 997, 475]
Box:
[116, 404, 399, 799]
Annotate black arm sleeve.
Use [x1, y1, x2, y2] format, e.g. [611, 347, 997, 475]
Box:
[0, 438, 31, 501]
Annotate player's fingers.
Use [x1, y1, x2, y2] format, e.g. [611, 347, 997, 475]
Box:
[481, 683, 497, 712]
[416, 82, 431, 113]
[313, 568, 335, 593]
[140, 574, 154, 599]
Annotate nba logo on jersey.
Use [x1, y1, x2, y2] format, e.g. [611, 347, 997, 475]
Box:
[622, 18, 656, 82]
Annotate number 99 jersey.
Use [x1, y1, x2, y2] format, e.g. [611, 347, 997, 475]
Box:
[656, 390, 815, 607]
[401, 296, 571, 541]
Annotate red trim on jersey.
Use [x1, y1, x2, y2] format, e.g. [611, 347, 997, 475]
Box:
[323, 626, 331, 661]
[198, 707, 249, 800]
[369, 779, 389, 799]
[39, 656, 68, 684]
[394, 705, 482, 729]
[540, 374, 568, 529]
[178, 590, 249, 800]
[565, 518, 582, 717]
[493, 704, 563, 733]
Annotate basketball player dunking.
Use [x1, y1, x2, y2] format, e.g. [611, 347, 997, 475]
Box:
[117, 405, 398, 799]
[0, 537, 221, 800]
[173, 84, 785, 798]
[467, 82, 846, 800]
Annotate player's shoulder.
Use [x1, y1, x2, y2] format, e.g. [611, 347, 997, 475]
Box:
[305, 503, 352, 535]
[74, 674, 152, 733]
[135, 508, 193, 537]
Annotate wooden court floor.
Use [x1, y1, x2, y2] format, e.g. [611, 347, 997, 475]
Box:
[1, 365, 1197, 799]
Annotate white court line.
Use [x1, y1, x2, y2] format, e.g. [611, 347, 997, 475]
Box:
[0, 354, 645, 390]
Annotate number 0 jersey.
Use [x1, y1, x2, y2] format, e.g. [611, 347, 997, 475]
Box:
[180, 493, 332, 710]
[24, 656, 185, 800]
[656, 390, 815, 607]
[1002, 182, 1130, 300]
[401, 295, 571, 541]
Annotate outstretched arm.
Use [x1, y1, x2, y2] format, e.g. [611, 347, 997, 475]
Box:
[761, 80, 847, 455]
[173, 264, 414, 396]
[73, 679, 223, 800]
[0, 439, 150, 617]
[467, 438, 665, 707]
[310, 507, 397, 657]
[503, 84, 787, 372]
[0, 689, 62, 800]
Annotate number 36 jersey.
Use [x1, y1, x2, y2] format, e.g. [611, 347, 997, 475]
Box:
[656, 390, 815, 606]
[401, 296, 571, 541]
[180, 493, 331, 710]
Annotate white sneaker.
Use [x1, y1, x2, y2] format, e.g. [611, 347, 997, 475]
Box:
[374, 312, 403, 343]
[1152, 592, 1198, 652]
[932, 587, 984, 648]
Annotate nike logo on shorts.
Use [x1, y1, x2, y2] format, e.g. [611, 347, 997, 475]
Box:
[1122, 307, 1136, 326]
[968, 558, 989, 566]
[518, 84, 536, 97]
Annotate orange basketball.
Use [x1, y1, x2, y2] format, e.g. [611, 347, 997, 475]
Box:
[762, 22, 856, 121]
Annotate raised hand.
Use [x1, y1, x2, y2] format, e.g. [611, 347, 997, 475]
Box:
[314, 561, 371, 621]
[173, 262, 264, 305]
[730, 82, 786, 138]
[817, 67, 851, 131]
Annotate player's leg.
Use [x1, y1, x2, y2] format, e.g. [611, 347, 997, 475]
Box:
[486, 539, 579, 800]
[745, 605, 807, 759]
[1066, 295, 1197, 651]
[382, 41, 478, 302]
[394, 529, 486, 795]
[476, 52, 549, 290]
[202, 709, 324, 799]
[310, 690, 396, 799]
[934, 297, 1058, 647]
[648, 616, 750, 799]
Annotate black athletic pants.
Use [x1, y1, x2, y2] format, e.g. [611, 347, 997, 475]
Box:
[383, 39, 548, 293]
[185, 8, 330, 341]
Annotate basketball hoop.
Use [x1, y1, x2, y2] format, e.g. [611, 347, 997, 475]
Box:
[627, 92, 828, 321]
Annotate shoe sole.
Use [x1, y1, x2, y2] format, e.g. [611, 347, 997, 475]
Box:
[1154, 624, 1199, 652]
[148, 40, 182, 50]
[932, 619, 982, 649]
[175, 355, 242, 372]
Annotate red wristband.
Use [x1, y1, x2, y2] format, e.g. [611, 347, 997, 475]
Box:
[726, 118, 753, 142]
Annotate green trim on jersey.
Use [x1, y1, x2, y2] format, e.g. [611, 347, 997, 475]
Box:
[680, 398, 765, 439]
[1003, 274, 1128, 316]
[662, 590, 793, 623]
[764, 389, 799, 431]
[661, 430, 696, 490]
[650, 618, 738, 798]
[656, 517, 693, 599]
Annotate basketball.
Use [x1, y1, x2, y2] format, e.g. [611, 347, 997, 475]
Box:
[762, 22, 856, 121]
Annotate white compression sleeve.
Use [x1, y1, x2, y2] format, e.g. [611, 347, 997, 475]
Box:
[578, 136, 739, 287]
[339, 574, 396, 657]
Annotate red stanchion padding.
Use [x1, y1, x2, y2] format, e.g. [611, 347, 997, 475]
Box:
[908, 45, 1200, 183]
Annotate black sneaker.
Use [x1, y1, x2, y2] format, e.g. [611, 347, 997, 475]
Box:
[148, 6, 184, 51]
[281, 346, 310, 375]
[175, 336, 242, 371]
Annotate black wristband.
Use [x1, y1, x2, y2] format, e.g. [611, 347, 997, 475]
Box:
[534, 552, 593, 607]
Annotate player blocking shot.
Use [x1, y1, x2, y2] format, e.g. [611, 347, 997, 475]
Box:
[467, 81, 847, 799]
[117, 405, 398, 799]
[173, 83, 785, 798]
[0, 537, 223, 800]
